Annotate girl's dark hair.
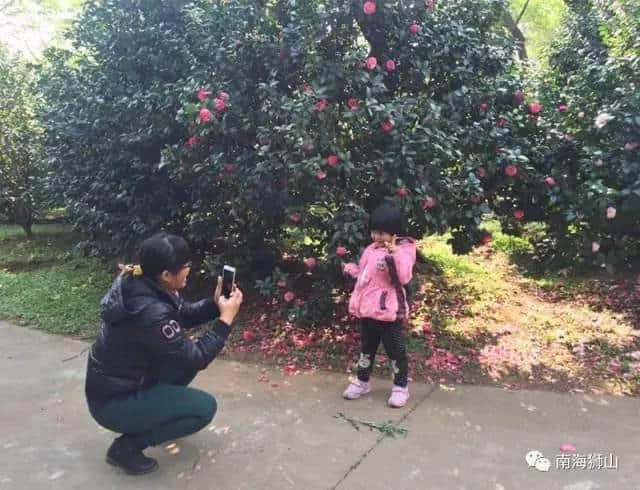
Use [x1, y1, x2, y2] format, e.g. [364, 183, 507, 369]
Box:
[138, 233, 192, 279]
[369, 202, 403, 235]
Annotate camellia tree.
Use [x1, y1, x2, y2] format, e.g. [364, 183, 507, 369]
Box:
[481, 0, 640, 271]
[0, 46, 45, 236]
[42, 0, 533, 320]
[161, 0, 530, 296]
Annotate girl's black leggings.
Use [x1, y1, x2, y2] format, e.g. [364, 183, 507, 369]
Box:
[357, 318, 409, 387]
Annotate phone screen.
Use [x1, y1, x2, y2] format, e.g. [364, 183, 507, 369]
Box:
[222, 266, 235, 298]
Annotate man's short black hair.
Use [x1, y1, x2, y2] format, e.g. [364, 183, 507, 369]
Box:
[369, 202, 403, 236]
[138, 233, 192, 279]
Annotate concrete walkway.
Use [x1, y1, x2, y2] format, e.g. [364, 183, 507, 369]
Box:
[0, 321, 638, 490]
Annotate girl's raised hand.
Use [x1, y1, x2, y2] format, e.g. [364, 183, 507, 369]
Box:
[385, 235, 398, 253]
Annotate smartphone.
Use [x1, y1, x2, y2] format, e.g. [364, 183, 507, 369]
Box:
[221, 265, 236, 299]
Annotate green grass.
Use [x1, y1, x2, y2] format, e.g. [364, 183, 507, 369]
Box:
[0, 224, 112, 338]
[420, 231, 513, 303]
[0, 224, 77, 263]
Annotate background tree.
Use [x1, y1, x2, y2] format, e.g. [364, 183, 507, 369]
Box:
[0, 46, 45, 236]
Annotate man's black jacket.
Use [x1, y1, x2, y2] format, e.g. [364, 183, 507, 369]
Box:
[85, 274, 230, 403]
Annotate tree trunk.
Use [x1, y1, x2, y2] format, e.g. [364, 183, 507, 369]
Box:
[22, 220, 33, 238]
[14, 196, 34, 238]
[350, 0, 387, 59]
[504, 11, 528, 63]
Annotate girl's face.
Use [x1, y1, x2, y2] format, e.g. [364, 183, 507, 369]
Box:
[160, 262, 192, 291]
[371, 230, 394, 246]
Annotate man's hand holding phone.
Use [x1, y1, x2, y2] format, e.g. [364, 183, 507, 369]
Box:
[215, 265, 243, 326]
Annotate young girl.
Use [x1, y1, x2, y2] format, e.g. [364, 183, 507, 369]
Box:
[342, 202, 417, 408]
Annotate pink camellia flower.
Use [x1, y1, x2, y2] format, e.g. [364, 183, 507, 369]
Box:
[242, 330, 255, 342]
[316, 170, 327, 180]
[284, 291, 296, 303]
[290, 212, 302, 223]
[592, 242, 600, 253]
[426, 0, 436, 11]
[224, 163, 234, 173]
[185, 136, 198, 149]
[336, 246, 348, 257]
[545, 176, 556, 187]
[594, 112, 613, 129]
[363, 1, 376, 15]
[314, 99, 328, 111]
[197, 89, 209, 101]
[529, 102, 542, 114]
[385, 59, 396, 72]
[513, 90, 525, 103]
[382, 118, 395, 133]
[594, 158, 604, 167]
[558, 104, 568, 112]
[481, 234, 492, 245]
[606, 206, 616, 219]
[347, 98, 359, 111]
[479, 102, 489, 111]
[513, 209, 525, 220]
[496, 118, 507, 128]
[303, 83, 313, 94]
[217, 91, 230, 101]
[199, 108, 212, 122]
[409, 23, 421, 34]
[422, 196, 438, 209]
[366, 56, 377, 70]
[304, 257, 317, 269]
[276, 279, 287, 288]
[214, 98, 226, 112]
[505, 164, 518, 177]
[625, 141, 639, 151]
[477, 166, 487, 178]
[326, 154, 339, 167]
[578, 111, 585, 119]
[397, 187, 409, 197]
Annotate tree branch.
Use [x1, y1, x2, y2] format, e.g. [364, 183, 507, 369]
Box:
[515, 0, 531, 24]
[0, 0, 18, 14]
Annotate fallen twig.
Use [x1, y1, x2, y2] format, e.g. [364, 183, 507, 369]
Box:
[62, 346, 89, 363]
[334, 412, 408, 438]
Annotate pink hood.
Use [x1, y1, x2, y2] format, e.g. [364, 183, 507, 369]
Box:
[344, 237, 417, 322]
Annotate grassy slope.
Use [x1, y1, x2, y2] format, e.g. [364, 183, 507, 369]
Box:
[0, 225, 112, 338]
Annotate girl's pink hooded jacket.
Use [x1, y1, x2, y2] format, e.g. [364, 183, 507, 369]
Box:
[343, 237, 417, 323]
